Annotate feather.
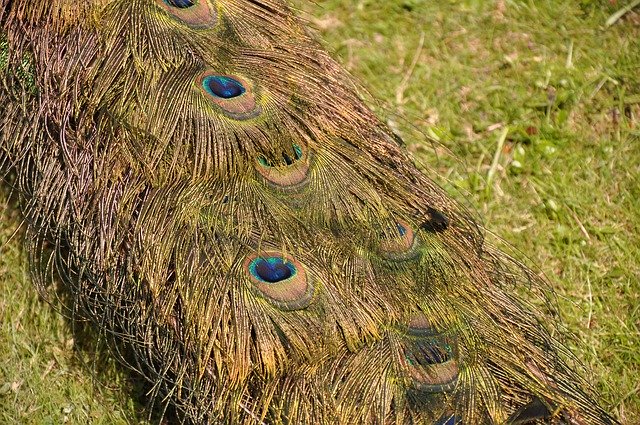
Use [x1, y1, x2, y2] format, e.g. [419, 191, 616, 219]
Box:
[0, 1, 619, 424]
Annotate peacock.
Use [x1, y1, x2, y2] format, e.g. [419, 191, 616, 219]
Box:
[0, 1, 619, 424]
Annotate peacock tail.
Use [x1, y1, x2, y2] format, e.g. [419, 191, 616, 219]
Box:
[0, 1, 618, 424]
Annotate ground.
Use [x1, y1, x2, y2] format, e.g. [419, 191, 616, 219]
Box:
[1, 0, 638, 423]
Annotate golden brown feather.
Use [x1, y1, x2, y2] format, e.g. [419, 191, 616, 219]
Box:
[0, 1, 618, 424]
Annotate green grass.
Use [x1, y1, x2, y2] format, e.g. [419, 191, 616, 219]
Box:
[1, 0, 639, 423]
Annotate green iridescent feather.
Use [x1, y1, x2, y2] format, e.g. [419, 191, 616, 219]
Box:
[0, 1, 618, 424]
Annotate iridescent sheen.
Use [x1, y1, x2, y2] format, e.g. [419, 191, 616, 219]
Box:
[203, 75, 246, 99]
[164, 0, 195, 8]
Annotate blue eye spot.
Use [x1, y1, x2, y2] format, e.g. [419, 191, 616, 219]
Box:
[250, 257, 296, 283]
[203, 75, 246, 99]
[381, 222, 408, 239]
[293, 144, 303, 160]
[244, 252, 313, 310]
[258, 156, 272, 167]
[164, 0, 195, 8]
[282, 144, 303, 165]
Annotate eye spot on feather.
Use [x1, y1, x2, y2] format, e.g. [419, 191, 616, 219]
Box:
[165, 0, 195, 8]
[254, 258, 293, 282]
[402, 313, 459, 393]
[203, 75, 246, 99]
[379, 219, 421, 261]
[256, 145, 310, 189]
[156, 0, 216, 29]
[245, 252, 314, 310]
[197, 72, 261, 120]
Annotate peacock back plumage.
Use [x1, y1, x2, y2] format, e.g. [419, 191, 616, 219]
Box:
[0, 1, 618, 424]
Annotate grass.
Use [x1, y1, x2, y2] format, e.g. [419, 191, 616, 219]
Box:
[1, 0, 639, 423]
